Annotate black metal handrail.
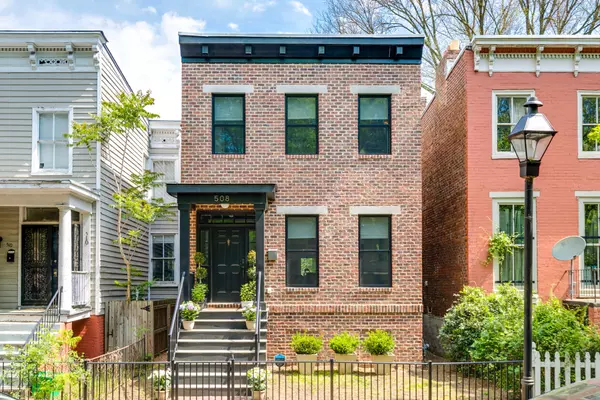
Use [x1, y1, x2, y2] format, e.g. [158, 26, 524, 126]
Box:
[25, 286, 62, 345]
[254, 271, 262, 362]
[168, 272, 186, 364]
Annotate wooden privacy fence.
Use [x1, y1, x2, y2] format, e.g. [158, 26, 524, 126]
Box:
[105, 299, 175, 356]
[533, 348, 600, 396]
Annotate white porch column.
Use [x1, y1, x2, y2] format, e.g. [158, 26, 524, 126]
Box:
[58, 207, 72, 312]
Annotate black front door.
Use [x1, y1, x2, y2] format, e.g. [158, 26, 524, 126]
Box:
[21, 225, 58, 306]
[212, 228, 245, 302]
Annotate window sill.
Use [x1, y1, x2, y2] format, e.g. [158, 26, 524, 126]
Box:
[212, 154, 245, 159]
[286, 154, 319, 159]
[153, 282, 178, 287]
[358, 287, 393, 292]
[358, 154, 392, 159]
[491, 153, 516, 160]
[31, 171, 72, 176]
[578, 152, 600, 159]
[284, 287, 320, 292]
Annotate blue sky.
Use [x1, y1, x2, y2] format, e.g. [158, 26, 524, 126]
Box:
[0, 0, 326, 118]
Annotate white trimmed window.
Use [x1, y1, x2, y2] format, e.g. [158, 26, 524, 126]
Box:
[151, 159, 177, 200]
[581, 201, 600, 270]
[492, 195, 537, 290]
[492, 91, 534, 158]
[578, 92, 600, 158]
[151, 234, 177, 284]
[32, 108, 73, 174]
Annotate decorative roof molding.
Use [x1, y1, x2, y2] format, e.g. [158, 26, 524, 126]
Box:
[536, 46, 544, 77]
[27, 42, 36, 70]
[65, 42, 74, 70]
[488, 46, 496, 77]
[574, 45, 583, 77]
[91, 44, 100, 70]
[473, 45, 481, 71]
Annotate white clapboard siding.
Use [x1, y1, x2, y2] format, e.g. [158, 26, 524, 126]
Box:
[97, 48, 150, 309]
[0, 71, 97, 186]
[533, 347, 600, 396]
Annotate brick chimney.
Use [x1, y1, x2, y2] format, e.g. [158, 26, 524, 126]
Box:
[435, 40, 461, 89]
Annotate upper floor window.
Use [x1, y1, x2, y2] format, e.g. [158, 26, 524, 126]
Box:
[359, 96, 391, 155]
[32, 109, 72, 174]
[286, 95, 318, 154]
[359, 216, 391, 287]
[286, 216, 318, 287]
[213, 95, 245, 154]
[152, 159, 177, 200]
[492, 91, 532, 158]
[580, 94, 600, 157]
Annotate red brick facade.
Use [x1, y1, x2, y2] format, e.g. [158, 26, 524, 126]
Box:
[181, 62, 423, 360]
[423, 43, 600, 323]
[66, 315, 105, 359]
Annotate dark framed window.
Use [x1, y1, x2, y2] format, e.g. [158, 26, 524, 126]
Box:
[359, 216, 391, 287]
[358, 95, 391, 154]
[286, 95, 318, 154]
[152, 234, 176, 282]
[286, 216, 318, 287]
[212, 95, 245, 154]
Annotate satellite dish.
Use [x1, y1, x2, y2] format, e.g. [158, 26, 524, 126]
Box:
[552, 236, 587, 261]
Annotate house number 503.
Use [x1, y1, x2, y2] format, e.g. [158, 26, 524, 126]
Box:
[214, 195, 230, 202]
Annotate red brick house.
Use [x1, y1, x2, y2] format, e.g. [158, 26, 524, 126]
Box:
[422, 36, 600, 352]
[168, 34, 425, 360]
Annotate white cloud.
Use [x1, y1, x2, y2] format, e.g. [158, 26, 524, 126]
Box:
[0, 7, 205, 120]
[243, 0, 276, 12]
[290, 1, 311, 16]
[142, 6, 157, 14]
[228, 22, 239, 31]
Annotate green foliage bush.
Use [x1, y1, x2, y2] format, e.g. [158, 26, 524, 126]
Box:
[362, 330, 395, 356]
[247, 367, 270, 391]
[291, 332, 323, 355]
[486, 231, 517, 265]
[329, 332, 360, 355]
[191, 283, 208, 304]
[195, 267, 208, 283]
[440, 284, 600, 362]
[242, 307, 256, 322]
[240, 281, 256, 302]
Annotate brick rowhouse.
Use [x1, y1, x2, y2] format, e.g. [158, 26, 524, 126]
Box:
[174, 34, 425, 360]
[422, 37, 600, 352]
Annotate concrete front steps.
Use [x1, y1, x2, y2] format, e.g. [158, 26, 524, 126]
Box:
[174, 307, 268, 397]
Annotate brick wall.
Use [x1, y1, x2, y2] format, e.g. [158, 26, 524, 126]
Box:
[68, 315, 105, 359]
[181, 62, 423, 360]
[421, 50, 469, 318]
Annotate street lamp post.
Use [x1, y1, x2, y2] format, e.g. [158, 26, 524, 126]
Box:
[508, 96, 557, 400]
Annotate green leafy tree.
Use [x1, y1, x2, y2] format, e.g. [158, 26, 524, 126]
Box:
[69, 91, 173, 301]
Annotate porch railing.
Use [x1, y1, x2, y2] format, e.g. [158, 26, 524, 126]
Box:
[168, 272, 186, 364]
[25, 286, 62, 345]
[72, 271, 90, 307]
[570, 268, 600, 300]
[255, 270, 262, 362]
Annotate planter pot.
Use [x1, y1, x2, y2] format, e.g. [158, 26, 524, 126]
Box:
[334, 354, 357, 374]
[246, 320, 256, 330]
[155, 390, 167, 400]
[182, 320, 195, 330]
[241, 300, 254, 308]
[252, 390, 266, 400]
[371, 354, 394, 375]
[296, 354, 318, 375]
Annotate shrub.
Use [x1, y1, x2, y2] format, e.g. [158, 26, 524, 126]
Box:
[329, 332, 360, 355]
[247, 250, 256, 268]
[441, 284, 600, 362]
[191, 283, 208, 304]
[247, 266, 257, 281]
[240, 281, 256, 302]
[179, 301, 201, 321]
[242, 307, 256, 322]
[247, 367, 270, 391]
[291, 332, 323, 355]
[362, 330, 395, 356]
[195, 267, 208, 283]
[193, 252, 206, 267]
[149, 369, 171, 391]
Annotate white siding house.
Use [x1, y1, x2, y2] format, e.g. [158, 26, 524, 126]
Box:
[0, 31, 154, 357]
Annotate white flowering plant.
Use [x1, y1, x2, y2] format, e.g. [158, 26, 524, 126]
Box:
[149, 369, 171, 391]
[179, 301, 201, 321]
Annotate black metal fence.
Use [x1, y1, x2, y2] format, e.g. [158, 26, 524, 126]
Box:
[0, 359, 523, 399]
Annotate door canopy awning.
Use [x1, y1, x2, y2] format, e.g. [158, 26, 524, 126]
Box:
[166, 184, 277, 206]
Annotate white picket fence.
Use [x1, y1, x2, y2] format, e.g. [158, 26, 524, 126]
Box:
[533, 348, 600, 396]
